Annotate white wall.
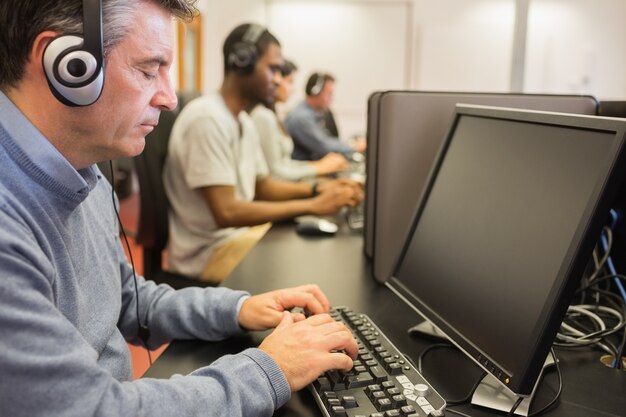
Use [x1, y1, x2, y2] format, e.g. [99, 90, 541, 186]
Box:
[267, 0, 411, 137]
[198, 0, 266, 92]
[524, 0, 626, 99]
[188, 0, 626, 134]
[412, 0, 515, 92]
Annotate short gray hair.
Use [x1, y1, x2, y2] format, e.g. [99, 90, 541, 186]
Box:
[0, 0, 198, 90]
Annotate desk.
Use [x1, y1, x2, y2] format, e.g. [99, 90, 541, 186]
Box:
[145, 223, 626, 417]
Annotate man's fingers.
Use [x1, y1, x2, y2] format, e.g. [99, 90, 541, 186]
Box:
[276, 311, 293, 329]
[278, 285, 330, 315]
[327, 352, 355, 373]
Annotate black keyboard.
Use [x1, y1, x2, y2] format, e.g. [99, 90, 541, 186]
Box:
[309, 307, 446, 417]
[346, 203, 364, 231]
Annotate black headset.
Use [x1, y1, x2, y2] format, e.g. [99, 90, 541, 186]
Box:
[308, 73, 326, 96]
[227, 23, 266, 75]
[43, 0, 104, 107]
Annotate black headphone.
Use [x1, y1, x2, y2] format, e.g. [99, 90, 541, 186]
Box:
[43, 0, 105, 107]
[227, 24, 266, 75]
[309, 73, 326, 96]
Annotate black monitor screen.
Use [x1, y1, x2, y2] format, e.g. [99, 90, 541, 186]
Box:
[388, 105, 626, 396]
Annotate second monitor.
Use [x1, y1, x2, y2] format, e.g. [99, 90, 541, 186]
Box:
[368, 91, 599, 283]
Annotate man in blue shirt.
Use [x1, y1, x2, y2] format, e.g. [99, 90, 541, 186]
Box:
[0, 1, 357, 416]
[285, 72, 366, 161]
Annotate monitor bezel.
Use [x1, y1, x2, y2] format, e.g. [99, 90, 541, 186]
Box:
[386, 104, 626, 396]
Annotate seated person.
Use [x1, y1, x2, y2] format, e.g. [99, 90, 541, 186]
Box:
[251, 59, 347, 181]
[285, 72, 366, 161]
[164, 24, 363, 283]
[0, 4, 358, 417]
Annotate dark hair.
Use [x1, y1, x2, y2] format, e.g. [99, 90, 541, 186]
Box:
[222, 23, 280, 74]
[0, 0, 198, 90]
[305, 72, 335, 96]
[281, 59, 298, 78]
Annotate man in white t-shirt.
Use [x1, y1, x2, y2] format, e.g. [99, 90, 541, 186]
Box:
[164, 23, 362, 282]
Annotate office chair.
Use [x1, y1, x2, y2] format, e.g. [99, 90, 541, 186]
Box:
[133, 91, 208, 289]
[322, 109, 340, 138]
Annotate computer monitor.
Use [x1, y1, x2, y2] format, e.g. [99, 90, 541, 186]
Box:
[364, 91, 384, 258]
[373, 92, 599, 283]
[387, 105, 626, 406]
[598, 100, 626, 118]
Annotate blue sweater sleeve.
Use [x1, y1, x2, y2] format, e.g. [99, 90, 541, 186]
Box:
[285, 109, 352, 159]
[0, 202, 291, 417]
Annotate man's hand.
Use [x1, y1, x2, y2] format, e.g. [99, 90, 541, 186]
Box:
[238, 284, 330, 331]
[259, 312, 358, 391]
[310, 179, 363, 215]
[312, 153, 349, 175]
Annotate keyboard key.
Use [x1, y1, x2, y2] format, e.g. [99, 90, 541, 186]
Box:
[388, 363, 403, 375]
[369, 366, 388, 383]
[391, 394, 407, 408]
[385, 411, 401, 417]
[371, 391, 386, 401]
[365, 384, 381, 394]
[341, 395, 358, 408]
[330, 405, 347, 416]
[314, 376, 331, 392]
[346, 373, 374, 388]
[376, 398, 393, 412]
[327, 398, 341, 407]
[400, 405, 417, 415]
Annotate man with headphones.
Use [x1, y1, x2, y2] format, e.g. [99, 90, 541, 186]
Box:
[0, 3, 358, 417]
[285, 72, 367, 161]
[163, 24, 363, 283]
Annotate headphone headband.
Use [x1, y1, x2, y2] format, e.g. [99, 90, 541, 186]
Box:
[82, 0, 104, 70]
[242, 23, 265, 45]
[42, 0, 105, 106]
[310, 73, 326, 96]
[227, 23, 267, 74]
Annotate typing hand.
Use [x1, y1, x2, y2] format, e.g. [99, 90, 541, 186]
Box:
[259, 312, 358, 391]
[311, 181, 363, 215]
[238, 284, 330, 331]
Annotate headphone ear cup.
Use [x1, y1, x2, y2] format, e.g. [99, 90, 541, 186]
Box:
[228, 41, 258, 74]
[43, 35, 104, 107]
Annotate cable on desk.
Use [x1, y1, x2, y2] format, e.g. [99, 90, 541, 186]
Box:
[507, 349, 562, 417]
[528, 348, 562, 417]
[418, 344, 562, 416]
[572, 275, 626, 368]
[417, 343, 456, 374]
[562, 267, 626, 368]
[506, 396, 524, 417]
[417, 344, 486, 406]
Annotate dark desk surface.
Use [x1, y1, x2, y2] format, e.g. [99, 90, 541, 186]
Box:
[145, 223, 626, 417]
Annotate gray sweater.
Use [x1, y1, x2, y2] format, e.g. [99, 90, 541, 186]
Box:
[0, 92, 290, 417]
[251, 105, 316, 181]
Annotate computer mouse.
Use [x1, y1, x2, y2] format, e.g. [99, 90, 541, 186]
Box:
[295, 218, 339, 237]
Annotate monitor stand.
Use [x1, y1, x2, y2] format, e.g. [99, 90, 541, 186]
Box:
[408, 321, 448, 339]
[471, 355, 555, 416]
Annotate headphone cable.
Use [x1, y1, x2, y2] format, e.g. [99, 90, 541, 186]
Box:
[108, 161, 152, 366]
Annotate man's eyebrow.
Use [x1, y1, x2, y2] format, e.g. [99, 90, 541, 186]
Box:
[135, 56, 169, 66]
